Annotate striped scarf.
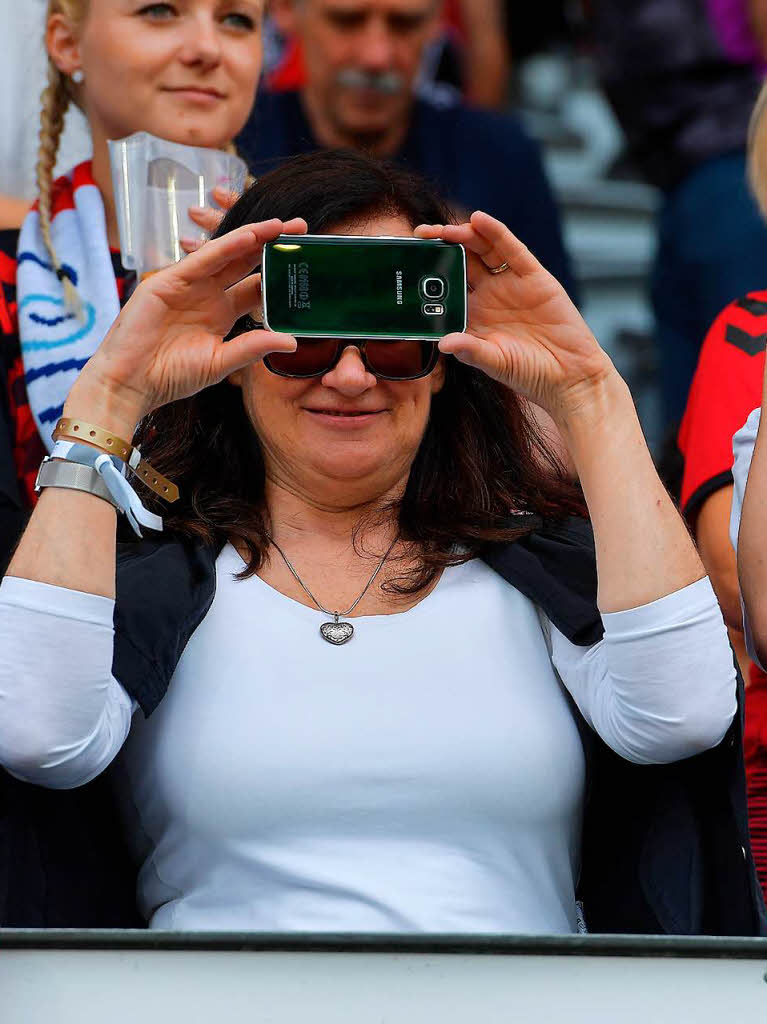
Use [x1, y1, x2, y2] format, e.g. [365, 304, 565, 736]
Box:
[17, 161, 120, 452]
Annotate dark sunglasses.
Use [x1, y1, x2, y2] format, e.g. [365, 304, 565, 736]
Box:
[232, 316, 440, 381]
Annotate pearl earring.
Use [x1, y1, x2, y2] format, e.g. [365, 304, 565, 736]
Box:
[71, 69, 84, 85]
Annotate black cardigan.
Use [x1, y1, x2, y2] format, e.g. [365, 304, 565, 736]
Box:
[1, 517, 765, 934]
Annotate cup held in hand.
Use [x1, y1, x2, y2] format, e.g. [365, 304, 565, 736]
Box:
[108, 132, 247, 280]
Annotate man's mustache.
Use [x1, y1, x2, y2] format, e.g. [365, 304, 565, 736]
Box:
[335, 68, 405, 95]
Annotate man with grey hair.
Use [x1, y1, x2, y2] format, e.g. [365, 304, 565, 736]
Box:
[239, 0, 577, 299]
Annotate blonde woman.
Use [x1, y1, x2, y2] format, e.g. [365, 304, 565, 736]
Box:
[0, 0, 264, 569]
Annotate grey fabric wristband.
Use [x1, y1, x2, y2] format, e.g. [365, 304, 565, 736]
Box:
[35, 457, 119, 508]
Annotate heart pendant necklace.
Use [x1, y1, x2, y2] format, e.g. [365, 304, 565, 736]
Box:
[319, 616, 355, 646]
[267, 534, 399, 645]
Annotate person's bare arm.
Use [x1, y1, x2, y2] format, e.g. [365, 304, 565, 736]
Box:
[557, 376, 704, 611]
[696, 486, 753, 680]
[697, 487, 742, 629]
[748, 0, 767, 58]
[456, 0, 510, 108]
[0, 194, 31, 230]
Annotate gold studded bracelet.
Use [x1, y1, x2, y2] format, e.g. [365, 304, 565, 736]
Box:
[51, 417, 179, 503]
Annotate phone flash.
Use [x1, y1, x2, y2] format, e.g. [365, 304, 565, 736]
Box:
[423, 303, 445, 316]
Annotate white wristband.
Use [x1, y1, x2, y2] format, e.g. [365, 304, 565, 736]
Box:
[50, 441, 164, 536]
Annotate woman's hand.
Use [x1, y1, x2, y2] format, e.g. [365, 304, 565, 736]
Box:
[65, 217, 307, 437]
[414, 212, 615, 424]
[416, 212, 707, 612]
[182, 185, 240, 254]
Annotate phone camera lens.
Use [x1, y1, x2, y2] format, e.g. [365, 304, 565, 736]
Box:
[422, 277, 446, 300]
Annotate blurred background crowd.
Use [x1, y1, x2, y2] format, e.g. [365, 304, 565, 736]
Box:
[3, 0, 767, 909]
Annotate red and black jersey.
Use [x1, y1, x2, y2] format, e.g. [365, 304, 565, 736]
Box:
[679, 290, 767, 523]
[679, 290, 767, 901]
[0, 230, 133, 512]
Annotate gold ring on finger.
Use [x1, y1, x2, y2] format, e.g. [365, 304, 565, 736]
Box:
[488, 261, 510, 275]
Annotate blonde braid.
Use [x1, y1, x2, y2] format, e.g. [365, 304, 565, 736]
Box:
[225, 141, 256, 189]
[35, 59, 84, 318]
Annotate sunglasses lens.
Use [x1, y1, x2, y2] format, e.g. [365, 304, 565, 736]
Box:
[267, 338, 340, 377]
[365, 341, 436, 379]
[265, 339, 437, 379]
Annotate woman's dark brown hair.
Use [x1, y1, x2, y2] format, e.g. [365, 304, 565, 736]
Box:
[135, 149, 585, 592]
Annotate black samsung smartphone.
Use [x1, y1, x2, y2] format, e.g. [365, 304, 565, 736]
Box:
[261, 235, 467, 340]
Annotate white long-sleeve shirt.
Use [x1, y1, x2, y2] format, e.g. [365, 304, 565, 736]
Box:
[0, 547, 736, 933]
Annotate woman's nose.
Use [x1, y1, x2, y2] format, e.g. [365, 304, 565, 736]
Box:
[179, 12, 223, 69]
[321, 344, 377, 395]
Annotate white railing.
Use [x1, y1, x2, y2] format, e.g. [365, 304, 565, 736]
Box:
[1, 933, 766, 1023]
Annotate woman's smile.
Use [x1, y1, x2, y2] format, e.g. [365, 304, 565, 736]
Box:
[162, 85, 227, 106]
[303, 407, 388, 427]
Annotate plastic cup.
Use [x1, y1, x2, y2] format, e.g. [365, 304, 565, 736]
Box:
[108, 132, 248, 280]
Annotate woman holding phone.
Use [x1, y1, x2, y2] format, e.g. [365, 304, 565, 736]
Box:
[0, 0, 263, 569]
[0, 149, 761, 934]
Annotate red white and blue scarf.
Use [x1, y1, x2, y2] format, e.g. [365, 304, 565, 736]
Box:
[17, 162, 120, 452]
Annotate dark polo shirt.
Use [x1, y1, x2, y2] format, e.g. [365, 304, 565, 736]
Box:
[237, 89, 578, 303]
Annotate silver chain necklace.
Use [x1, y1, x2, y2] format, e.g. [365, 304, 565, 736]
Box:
[267, 535, 399, 645]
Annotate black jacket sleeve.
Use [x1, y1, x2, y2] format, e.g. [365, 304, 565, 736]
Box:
[113, 537, 220, 716]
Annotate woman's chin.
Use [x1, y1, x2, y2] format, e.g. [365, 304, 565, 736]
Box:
[307, 446, 397, 484]
[143, 111, 240, 152]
